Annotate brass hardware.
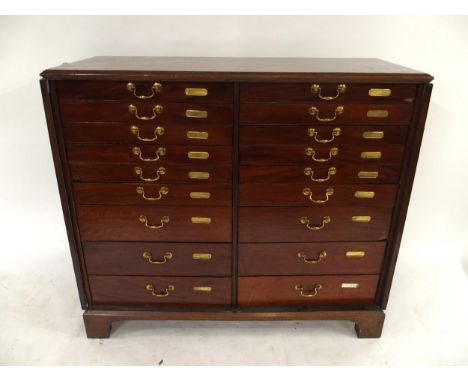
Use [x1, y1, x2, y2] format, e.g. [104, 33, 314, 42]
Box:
[297, 250, 327, 264]
[193, 286, 212, 292]
[300, 216, 331, 231]
[139, 215, 170, 229]
[192, 253, 212, 260]
[188, 171, 210, 179]
[308, 106, 344, 122]
[304, 167, 337, 182]
[358, 171, 379, 179]
[134, 166, 166, 182]
[346, 251, 366, 257]
[305, 147, 339, 162]
[190, 192, 211, 199]
[126, 82, 162, 99]
[136, 186, 169, 201]
[191, 217, 211, 224]
[185, 109, 208, 119]
[302, 187, 334, 204]
[130, 125, 164, 142]
[311, 84, 346, 100]
[307, 127, 341, 143]
[352, 216, 372, 223]
[187, 151, 210, 160]
[142, 251, 173, 264]
[369, 88, 391, 97]
[185, 88, 208, 96]
[128, 104, 163, 120]
[132, 146, 166, 162]
[362, 131, 384, 139]
[361, 151, 382, 159]
[146, 283, 174, 298]
[367, 109, 389, 118]
[187, 131, 209, 139]
[354, 191, 375, 199]
[342, 283, 359, 289]
[294, 283, 322, 297]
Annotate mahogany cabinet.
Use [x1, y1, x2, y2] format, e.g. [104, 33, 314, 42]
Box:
[40, 57, 433, 338]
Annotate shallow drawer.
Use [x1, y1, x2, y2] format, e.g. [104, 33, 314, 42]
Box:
[239, 206, 392, 242]
[84, 242, 231, 276]
[239, 242, 385, 276]
[67, 144, 231, 165]
[74, 183, 232, 206]
[63, 122, 232, 146]
[238, 275, 379, 306]
[240, 103, 412, 125]
[240, 83, 416, 103]
[60, 101, 233, 124]
[57, 81, 234, 103]
[240, 125, 407, 146]
[239, 184, 397, 207]
[77, 206, 232, 242]
[89, 276, 231, 307]
[70, 163, 232, 183]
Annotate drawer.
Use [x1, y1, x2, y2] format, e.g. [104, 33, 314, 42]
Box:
[89, 276, 231, 307]
[74, 183, 232, 206]
[84, 242, 231, 276]
[67, 144, 232, 165]
[239, 242, 385, 276]
[239, 206, 392, 242]
[240, 125, 408, 146]
[240, 83, 416, 103]
[63, 122, 232, 146]
[240, 103, 412, 125]
[60, 101, 233, 124]
[238, 275, 379, 306]
[57, 81, 234, 103]
[70, 163, 232, 183]
[239, 184, 397, 207]
[240, 165, 400, 184]
[240, 145, 404, 166]
[77, 206, 232, 242]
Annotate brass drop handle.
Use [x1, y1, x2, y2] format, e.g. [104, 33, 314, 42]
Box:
[142, 251, 173, 264]
[134, 166, 166, 182]
[305, 147, 339, 162]
[304, 167, 337, 182]
[130, 125, 164, 142]
[136, 186, 169, 201]
[146, 283, 174, 297]
[311, 84, 346, 100]
[294, 283, 322, 297]
[132, 146, 166, 162]
[139, 215, 170, 229]
[300, 216, 331, 231]
[302, 187, 334, 203]
[308, 106, 344, 122]
[127, 82, 162, 99]
[297, 251, 327, 264]
[307, 127, 341, 143]
[128, 104, 163, 120]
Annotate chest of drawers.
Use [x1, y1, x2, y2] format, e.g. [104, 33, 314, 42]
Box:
[40, 57, 433, 338]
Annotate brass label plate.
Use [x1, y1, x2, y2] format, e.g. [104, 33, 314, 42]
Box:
[361, 151, 382, 159]
[358, 171, 379, 179]
[368, 88, 392, 97]
[191, 217, 211, 224]
[352, 215, 372, 222]
[354, 191, 375, 199]
[185, 109, 208, 118]
[185, 88, 208, 96]
[188, 151, 210, 159]
[362, 131, 384, 139]
[367, 109, 389, 118]
[190, 192, 211, 199]
[188, 171, 210, 179]
[346, 251, 366, 257]
[341, 283, 360, 289]
[192, 253, 212, 260]
[187, 131, 209, 139]
[193, 286, 212, 292]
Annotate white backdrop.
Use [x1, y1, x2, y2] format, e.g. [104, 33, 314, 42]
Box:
[0, 16, 467, 365]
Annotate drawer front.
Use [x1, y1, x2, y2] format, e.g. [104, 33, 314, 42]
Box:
[238, 242, 385, 275]
[60, 101, 233, 124]
[89, 276, 231, 306]
[84, 242, 231, 276]
[238, 275, 379, 306]
[57, 81, 234, 103]
[63, 122, 232, 146]
[74, 183, 232, 206]
[240, 103, 412, 125]
[239, 206, 392, 242]
[240, 83, 416, 103]
[240, 125, 408, 146]
[240, 184, 397, 207]
[77, 206, 232, 242]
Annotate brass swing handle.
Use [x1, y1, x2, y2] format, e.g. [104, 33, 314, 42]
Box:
[305, 147, 338, 162]
[300, 216, 331, 230]
[294, 283, 322, 297]
[146, 283, 174, 297]
[136, 186, 169, 201]
[302, 187, 334, 203]
[134, 166, 166, 182]
[311, 84, 346, 100]
[128, 104, 163, 120]
[308, 106, 344, 122]
[127, 82, 162, 99]
[132, 146, 166, 162]
[304, 167, 337, 182]
[130, 125, 164, 142]
[307, 127, 341, 143]
[139, 215, 170, 229]
[142, 251, 173, 264]
[297, 251, 327, 264]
